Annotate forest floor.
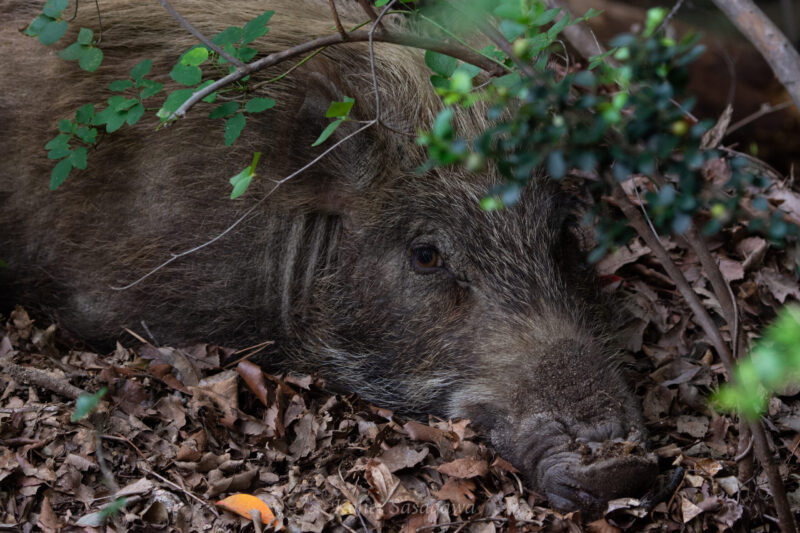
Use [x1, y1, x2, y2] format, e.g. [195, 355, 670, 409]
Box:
[2, 175, 800, 533]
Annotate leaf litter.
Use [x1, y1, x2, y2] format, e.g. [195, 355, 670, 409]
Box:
[2, 189, 800, 531]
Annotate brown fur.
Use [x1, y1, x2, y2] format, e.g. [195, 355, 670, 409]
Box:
[0, 0, 655, 511]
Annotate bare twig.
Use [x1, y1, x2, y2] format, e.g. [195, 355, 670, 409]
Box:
[155, 0, 245, 68]
[725, 100, 794, 136]
[328, 0, 348, 40]
[655, 0, 687, 36]
[172, 30, 507, 119]
[710, 0, 800, 112]
[369, 0, 398, 123]
[143, 468, 220, 517]
[112, 120, 376, 290]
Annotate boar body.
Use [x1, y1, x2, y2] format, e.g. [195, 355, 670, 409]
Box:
[0, 0, 656, 511]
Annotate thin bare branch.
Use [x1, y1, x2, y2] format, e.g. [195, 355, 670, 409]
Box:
[726, 100, 793, 136]
[711, 0, 800, 113]
[171, 30, 507, 119]
[328, 0, 348, 40]
[155, 0, 245, 68]
[369, 0, 399, 122]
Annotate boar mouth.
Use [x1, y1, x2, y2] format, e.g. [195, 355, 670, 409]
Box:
[536, 446, 659, 515]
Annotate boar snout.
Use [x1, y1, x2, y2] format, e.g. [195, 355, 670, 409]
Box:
[535, 440, 659, 514]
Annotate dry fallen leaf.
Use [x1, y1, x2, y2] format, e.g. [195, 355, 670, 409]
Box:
[437, 457, 489, 479]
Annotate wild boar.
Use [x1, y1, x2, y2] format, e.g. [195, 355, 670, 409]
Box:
[0, 0, 657, 512]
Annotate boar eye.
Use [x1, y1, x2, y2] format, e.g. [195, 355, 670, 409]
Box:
[411, 245, 443, 273]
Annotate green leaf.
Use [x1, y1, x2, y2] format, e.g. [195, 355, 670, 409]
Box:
[532, 8, 561, 26]
[78, 46, 103, 72]
[546, 150, 566, 179]
[245, 97, 275, 113]
[77, 27, 93, 45]
[432, 108, 454, 138]
[209, 101, 240, 119]
[126, 102, 144, 125]
[224, 112, 246, 146]
[38, 19, 68, 46]
[181, 47, 209, 66]
[74, 126, 97, 144]
[547, 14, 570, 40]
[105, 110, 126, 133]
[57, 42, 82, 61]
[139, 81, 163, 100]
[424, 50, 458, 78]
[109, 96, 138, 112]
[58, 119, 73, 133]
[312, 118, 344, 147]
[47, 144, 71, 160]
[70, 147, 88, 169]
[25, 14, 51, 37]
[109, 79, 134, 92]
[50, 157, 73, 190]
[75, 104, 95, 124]
[229, 153, 260, 199]
[237, 46, 258, 62]
[42, 0, 69, 18]
[71, 387, 108, 422]
[213, 26, 243, 47]
[242, 11, 274, 45]
[158, 88, 194, 118]
[45, 133, 70, 151]
[170, 63, 202, 86]
[130, 59, 153, 81]
[498, 20, 526, 41]
[325, 96, 355, 118]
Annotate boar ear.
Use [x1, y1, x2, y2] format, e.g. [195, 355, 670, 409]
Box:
[287, 69, 379, 213]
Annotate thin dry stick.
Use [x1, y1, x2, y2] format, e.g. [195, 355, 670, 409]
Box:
[171, 30, 506, 119]
[711, 0, 800, 112]
[611, 183, 797, 533]
[155, 0, 244, 68]
[143, 468, 220, 517]
[358, 0, 379, 23]
[328, 0, 348, 40]
[726, 100, 794, 136]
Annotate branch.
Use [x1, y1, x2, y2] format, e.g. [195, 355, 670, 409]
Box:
[172, 30, 507, 119]
[327, 0, 348, 40]
[155, 0, 245, 68]
[710, 0, 800, 113]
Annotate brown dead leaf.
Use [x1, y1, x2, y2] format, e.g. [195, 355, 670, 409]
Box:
[238, 360, 268, 406]
[437, 457, 489, 479]
[37, 494, 65, 531]
[681, 497, 704, 523]
[377, 442, 428, 473]
[587, 518, 621, 533]
[434, 478, 476, 507]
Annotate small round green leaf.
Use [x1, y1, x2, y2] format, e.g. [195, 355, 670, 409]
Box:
[70, 147, 88, 170]
[109, 79, 134, 92]
[77, 27, 93, 45]
[209, 101, 240, 119]
[38, 19, 68, 46]
[42, 0, 69, 18]
[130, 59, 153, 81]
[57, 42, 82, 61]
[181, 47, 209, 66]
[78, 46, 103, 72]
[170, 63, 202, 86]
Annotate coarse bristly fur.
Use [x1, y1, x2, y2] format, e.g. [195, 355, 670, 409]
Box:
[0, 0, 657, 512]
